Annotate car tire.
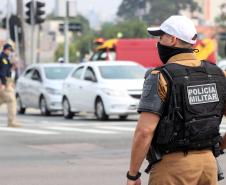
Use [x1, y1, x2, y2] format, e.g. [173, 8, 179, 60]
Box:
[119, 115, 128, 120]
[62, 97, 74, 119]
[16, 95, 26, 114]
[95, 98, 109, 121]
[40, 96, 51, 116]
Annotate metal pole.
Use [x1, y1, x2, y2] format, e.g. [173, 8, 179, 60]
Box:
[64, 1, 69, 63]
[16, 0, 26, 70]
[31, 0, 37, 64]
[37, 24, 41, 63]
[6, 0, 11, 41]
[14, 25, 20, 56]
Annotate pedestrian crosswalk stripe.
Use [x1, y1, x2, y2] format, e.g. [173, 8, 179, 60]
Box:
[96, 126, 135, 131]
[0, 127, 59, 135]
[45, 126, 118, 134]
[0, 125, 225, 135]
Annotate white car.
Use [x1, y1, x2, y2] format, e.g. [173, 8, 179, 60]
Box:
[62, 61, 146, 120]
[16, 63, 77, 115]
[217, 59, 226, 71]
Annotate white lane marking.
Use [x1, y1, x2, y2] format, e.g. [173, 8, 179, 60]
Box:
[97, 126, 135, 132]
[0, 127, 59, 135]
[45, 126, 117, 134]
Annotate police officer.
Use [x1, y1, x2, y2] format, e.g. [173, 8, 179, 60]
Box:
[126, 15, 226, 185]
[0, 43, 20, 127]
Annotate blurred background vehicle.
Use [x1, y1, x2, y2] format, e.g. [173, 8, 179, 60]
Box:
[90, 38, 218, 68]
[217, 59, 226, 71]
[62, 61, 146, 120]
[16, 63, 77, 115]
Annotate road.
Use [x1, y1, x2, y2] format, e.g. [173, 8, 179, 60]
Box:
[0, 105, 226, 185]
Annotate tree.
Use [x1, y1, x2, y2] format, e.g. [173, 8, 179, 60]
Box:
[215, 3, 226, 58]
[215, 3, 226, 28]
[117, 0, 200, 24]
[54, 14, 94, 63]
[54, 43, 78, 63]
[100, 19, 148, 39]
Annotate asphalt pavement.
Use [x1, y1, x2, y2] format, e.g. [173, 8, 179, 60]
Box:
[0, 105, 226, 185]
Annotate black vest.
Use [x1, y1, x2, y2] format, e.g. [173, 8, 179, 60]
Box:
[153, 61, 226, 153]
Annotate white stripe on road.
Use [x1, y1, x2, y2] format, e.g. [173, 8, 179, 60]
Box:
[0, 127, 59, 135]
[46, 126, 117, 134]
[97, 126, 135, 132]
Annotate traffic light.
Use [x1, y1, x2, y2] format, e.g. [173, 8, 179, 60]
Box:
[25, 1, 33, 24]
[2, 17, 7, 28]
[25, 1, 45, 25]
[36, 1, 45, 24]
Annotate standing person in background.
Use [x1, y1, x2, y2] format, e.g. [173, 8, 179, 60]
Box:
[0, 43, 20, 127]
[126, 15, 226, 185]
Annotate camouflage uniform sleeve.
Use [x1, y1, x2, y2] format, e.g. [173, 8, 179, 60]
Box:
[137, 71, 167, 116]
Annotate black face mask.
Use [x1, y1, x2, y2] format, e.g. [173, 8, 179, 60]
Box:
[157, 42, 194, 64]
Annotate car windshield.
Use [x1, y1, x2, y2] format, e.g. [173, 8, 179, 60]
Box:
[98, 65, 146, 79]
[44, 66, 72, 80]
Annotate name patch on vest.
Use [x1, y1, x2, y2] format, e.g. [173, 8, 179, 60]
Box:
[187, 83, 219, 105]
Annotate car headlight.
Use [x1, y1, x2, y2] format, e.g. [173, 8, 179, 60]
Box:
[101, 88, 128, 97]
[45, 87, 61, 95]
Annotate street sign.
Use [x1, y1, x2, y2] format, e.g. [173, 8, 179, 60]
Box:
[9, 15, 23, 42]
[59, 23, 82, 32]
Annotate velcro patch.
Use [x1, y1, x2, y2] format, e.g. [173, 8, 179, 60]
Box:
[187, 83, 219, 105]
[2, 59, 8, 64]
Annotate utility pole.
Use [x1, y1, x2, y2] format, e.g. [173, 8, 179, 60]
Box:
[64, 1, 69, 63]
[17, 0, 26, 69]
[6, 0, 11, 41]
[31, 0, 36, 64]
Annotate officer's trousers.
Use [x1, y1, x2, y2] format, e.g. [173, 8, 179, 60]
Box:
[0, 87, 17, 126]
[148, 150, 217, 185]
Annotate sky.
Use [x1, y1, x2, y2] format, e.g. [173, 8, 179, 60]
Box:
[0, 0, 123, 22]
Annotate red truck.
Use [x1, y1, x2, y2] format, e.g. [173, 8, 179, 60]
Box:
[90, 38, 217, 68]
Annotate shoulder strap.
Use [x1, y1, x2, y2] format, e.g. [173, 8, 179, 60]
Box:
[160, 66, 184, 120]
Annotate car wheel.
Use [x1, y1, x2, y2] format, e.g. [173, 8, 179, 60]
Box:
[16, 95, 26, 114]
[40, 96, 51, 116]
[119, 115, 128, 120]
[95, 98, 109, 121]
[62, 98, 74, 119]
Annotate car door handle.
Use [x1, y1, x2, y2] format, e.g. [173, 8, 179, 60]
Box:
[79, 86, 83, 89]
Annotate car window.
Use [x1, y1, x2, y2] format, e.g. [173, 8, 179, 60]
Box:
[98, 65, 146, 79]
[24, 68, 34, 79]
[91, 52, 99, 61]
[31, 69, 42, 81]
[98, 51, 107, 60]
[84, 67, 96, 81]
[72, 66, 84, 79]
[44, 66, 72, 80]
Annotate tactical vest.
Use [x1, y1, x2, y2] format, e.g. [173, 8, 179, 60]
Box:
[153, 61, 226, 154]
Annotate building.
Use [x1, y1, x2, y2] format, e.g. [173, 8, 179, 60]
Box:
[194, 0, 225, 25]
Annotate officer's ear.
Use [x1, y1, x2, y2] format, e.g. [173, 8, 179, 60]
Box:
[171, 36, 177, 46]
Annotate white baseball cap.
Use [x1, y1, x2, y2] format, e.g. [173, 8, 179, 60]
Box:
[147, 15, 197, 44]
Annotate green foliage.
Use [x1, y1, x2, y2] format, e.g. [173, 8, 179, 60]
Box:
[73, 33, 97, 61]
[54, 43, 64, 62]
[215, 3, 226, 28]
[117, 0, 200, 24]
[54, 43, 78, 63]
[54, 15, 151, 62]
[100, 19, 148, 39]
[54, 14, 94, 62]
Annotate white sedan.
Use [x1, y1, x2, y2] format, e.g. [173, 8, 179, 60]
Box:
[62, 61, 146, 120]
[217, 59, 226, 71]
[16, 63, 77, 115]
